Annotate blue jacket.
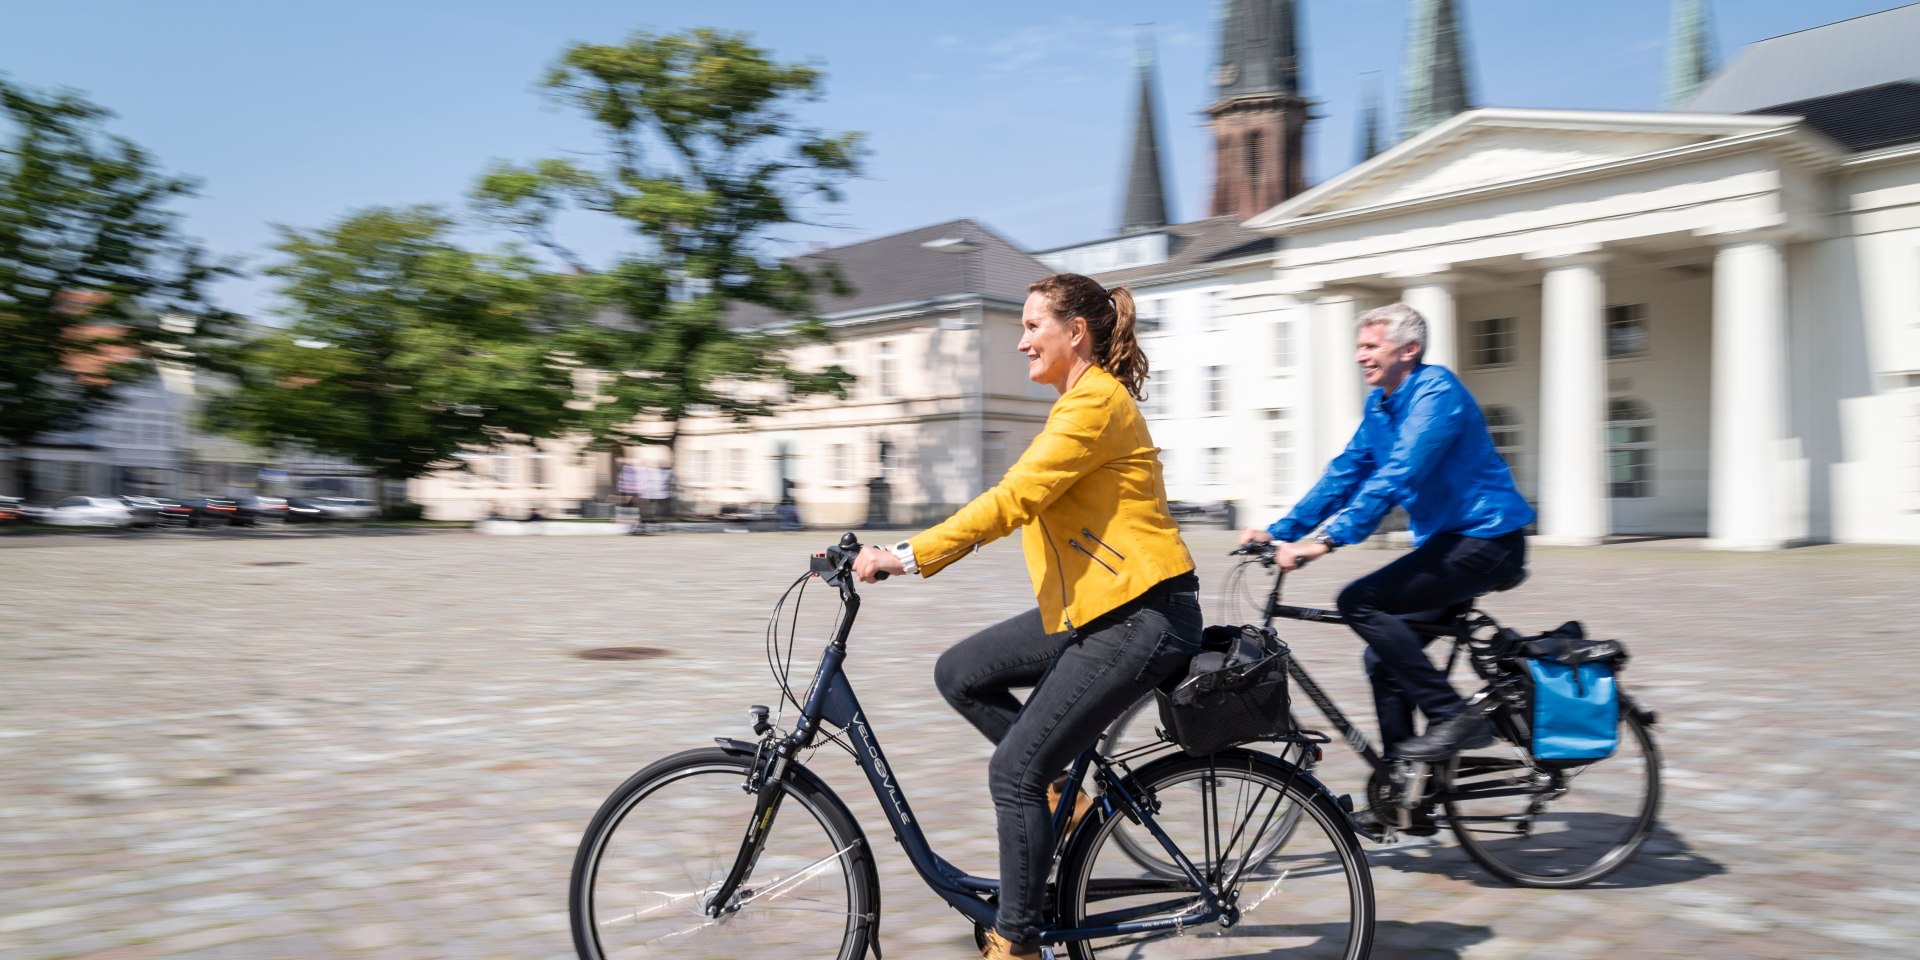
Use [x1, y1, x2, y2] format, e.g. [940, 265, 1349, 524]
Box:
[1270, 364, 1533, 548]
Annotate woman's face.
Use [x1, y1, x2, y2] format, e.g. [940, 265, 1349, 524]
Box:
[1018, 292, 1086, 393]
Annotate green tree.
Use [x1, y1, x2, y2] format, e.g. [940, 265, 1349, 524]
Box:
[472, 28, 862, 487]
[208, 207, 577, 500]
[0, 77, 233, 499]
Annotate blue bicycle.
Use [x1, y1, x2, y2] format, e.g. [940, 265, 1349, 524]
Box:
[569, 534, 1376, 960]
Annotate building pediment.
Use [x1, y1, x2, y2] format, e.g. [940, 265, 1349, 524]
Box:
[1250, 108, 1829, 229]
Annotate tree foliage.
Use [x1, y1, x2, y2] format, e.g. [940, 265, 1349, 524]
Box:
[0, 77, 233, 459]
[207, 207, 577, 484]
[471, 28, 862, 459]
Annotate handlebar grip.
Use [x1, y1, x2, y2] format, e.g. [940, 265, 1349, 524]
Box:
[873, 569, 889, 581]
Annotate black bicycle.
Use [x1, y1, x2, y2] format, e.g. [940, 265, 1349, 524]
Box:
[1104, 543, 1661, 888]
[569, 534, 1376, 960]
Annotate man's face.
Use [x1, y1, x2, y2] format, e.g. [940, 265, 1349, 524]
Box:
[1356, 323, 1421, 393]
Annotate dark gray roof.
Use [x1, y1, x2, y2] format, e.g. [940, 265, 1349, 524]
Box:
[1085, 217, 1278, 288]
[1211, 0, 1302, 104]
[1761, 81, 1920, 151]
[728, 220, 1049, 328]
[1684, 4, 1920, 115]
[1121, 53, 1172, 235]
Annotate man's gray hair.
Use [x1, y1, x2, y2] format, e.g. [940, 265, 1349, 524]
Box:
[1357, 302, 1426, 355]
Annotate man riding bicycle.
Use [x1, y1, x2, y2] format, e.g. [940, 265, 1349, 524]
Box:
[1238, 302, 1533, 779]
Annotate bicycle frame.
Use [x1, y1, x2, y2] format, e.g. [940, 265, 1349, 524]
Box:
[713, 549, 1303, 945]
[1236, 558, 1552, 816]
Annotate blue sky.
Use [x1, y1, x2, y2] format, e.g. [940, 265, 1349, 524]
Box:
[2, 1, 1907, 318]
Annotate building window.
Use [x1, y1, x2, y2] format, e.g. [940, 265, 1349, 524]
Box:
[1606, 304, 1649, 359]
[1137, 299, 1164, 335]
[1269, 411, 1292, 499]
[1208, 366, 1227, 415]
[1245, 130, 1265, 188]
[832, 443, 852, 484]
[1207, 291, 1228, 331]
[528, 451, 548, 487]
[727, 448, 747, 487]
[1900, 393, 1920, 512]
[491, 449, 512, 486]
[689, 449, 709, 486]
[1483, 405, 1523, 488]
[1208, 447, 1227, 485]
[1470, 317, 1515, 368]
[876, 341, 898, 399]
[1607, 398, 1653, 498]
[1273, 319, 1295, 371]
[1146, 370, 1172, 419]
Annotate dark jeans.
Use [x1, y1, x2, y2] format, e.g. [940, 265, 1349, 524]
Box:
[933, 575, 1203, 945]
[1336, 530, 1527, 753]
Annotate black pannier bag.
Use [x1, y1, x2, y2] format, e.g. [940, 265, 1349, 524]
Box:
[1155, 624, 1293, 757]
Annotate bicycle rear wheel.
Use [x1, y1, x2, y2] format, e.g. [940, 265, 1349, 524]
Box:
[1441, 707, 1660, 888]
[1058, 750, 1374, 960]
[570, 747, 879, 960]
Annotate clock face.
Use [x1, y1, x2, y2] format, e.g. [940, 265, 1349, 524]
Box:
[1213, 62, 1238, 87]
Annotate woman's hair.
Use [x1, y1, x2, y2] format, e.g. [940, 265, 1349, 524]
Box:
[1028, 273, 1149, 400]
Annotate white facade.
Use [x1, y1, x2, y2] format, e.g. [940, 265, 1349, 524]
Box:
[1231, 107, 1920, 547]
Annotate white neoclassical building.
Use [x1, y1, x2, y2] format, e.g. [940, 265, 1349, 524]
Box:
[1236, 9, 1920, 547]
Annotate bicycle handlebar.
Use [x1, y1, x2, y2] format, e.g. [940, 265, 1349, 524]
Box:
[814, 532, 888, 582]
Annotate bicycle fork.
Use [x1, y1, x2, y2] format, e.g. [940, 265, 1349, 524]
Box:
[706, 733, 797, 918]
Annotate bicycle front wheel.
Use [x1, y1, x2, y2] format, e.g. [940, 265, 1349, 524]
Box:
[1058, 750, 1375, 960]
[1442, 706, 1661, 888]
[570, 747, 879, 960]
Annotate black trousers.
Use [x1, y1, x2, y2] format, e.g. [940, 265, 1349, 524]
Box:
[1335, 530, 1527, 753]
[932, 575, 1203, 945]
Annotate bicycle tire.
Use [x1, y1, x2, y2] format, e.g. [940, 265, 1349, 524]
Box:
[1441, 706, 1661, 888]
[1057, 749, 1375, 960]
[1103, 696, 1314, 879]
[570, 747, 880, 960]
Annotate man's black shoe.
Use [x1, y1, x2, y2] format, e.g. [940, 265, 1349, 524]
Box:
[1350, 807, 1439, 841]
[1395, 711, 1495, 762]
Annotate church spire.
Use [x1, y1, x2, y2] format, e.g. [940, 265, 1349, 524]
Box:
[1207, 1, 1311, 219]
[1664, 0, 1717, 109]
[1401, 0, 1475, 141]
[1120, 29, 1171, 235]
[1357, 73, 1385, 164]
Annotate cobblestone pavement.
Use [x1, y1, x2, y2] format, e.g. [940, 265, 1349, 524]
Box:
[4, 527, 1918, 959]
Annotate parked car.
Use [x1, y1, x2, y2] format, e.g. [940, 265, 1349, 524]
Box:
[285, 497, 331, 522]
[24, 496, 136, 528]
[236, 495, 290, 524]
[118, 496, 175, 527]
[1168, 500, 1234, 528]
[0, 496, 23, 523]
[163, 497, 246, 527]
[307, 496, 379, 520]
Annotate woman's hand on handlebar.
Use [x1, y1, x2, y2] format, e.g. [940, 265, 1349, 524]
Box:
[853, 544, 904, 583]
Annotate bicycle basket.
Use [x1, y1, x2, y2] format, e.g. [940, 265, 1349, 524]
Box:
[1155, 624, 1292, 757]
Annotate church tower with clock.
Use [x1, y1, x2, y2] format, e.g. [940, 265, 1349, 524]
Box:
[1207, 0, 1310, 219]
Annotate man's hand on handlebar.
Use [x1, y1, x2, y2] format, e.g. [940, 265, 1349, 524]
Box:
[1272, 540, 1330, 572]
[1236, 527, 1274, 547]
[853, 544, 903, 584]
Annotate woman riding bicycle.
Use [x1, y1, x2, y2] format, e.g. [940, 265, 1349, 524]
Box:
[853, 272, 1201, 960]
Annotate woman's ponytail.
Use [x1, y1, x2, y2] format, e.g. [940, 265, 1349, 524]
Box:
[1102, 286, 1149, 401]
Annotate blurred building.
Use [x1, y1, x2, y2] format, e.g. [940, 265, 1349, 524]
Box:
[677, 219, 1056, 527]
[408, 438, 607, 521]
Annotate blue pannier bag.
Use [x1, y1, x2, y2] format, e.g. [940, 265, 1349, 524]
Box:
[1518, 622, 1629, 766]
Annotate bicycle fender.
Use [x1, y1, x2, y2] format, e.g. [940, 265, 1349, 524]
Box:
[711, 739, 886, 959]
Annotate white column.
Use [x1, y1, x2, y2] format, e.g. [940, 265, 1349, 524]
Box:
[1533, 251, 1610, 545]
[1397, 272, 1459, 371]
[1708, 234, 1790, 549]
[1312, 292, 1365, 465]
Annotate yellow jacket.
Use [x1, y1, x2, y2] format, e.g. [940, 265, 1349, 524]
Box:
[908, 365, 1195, 633]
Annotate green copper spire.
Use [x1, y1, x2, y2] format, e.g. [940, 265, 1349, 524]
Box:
[1401, 0, 1475, 141]
[1121, 28, 1172, 234]
[1664, 0, 1717, 109]
[1358, 73, 1385, 163]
